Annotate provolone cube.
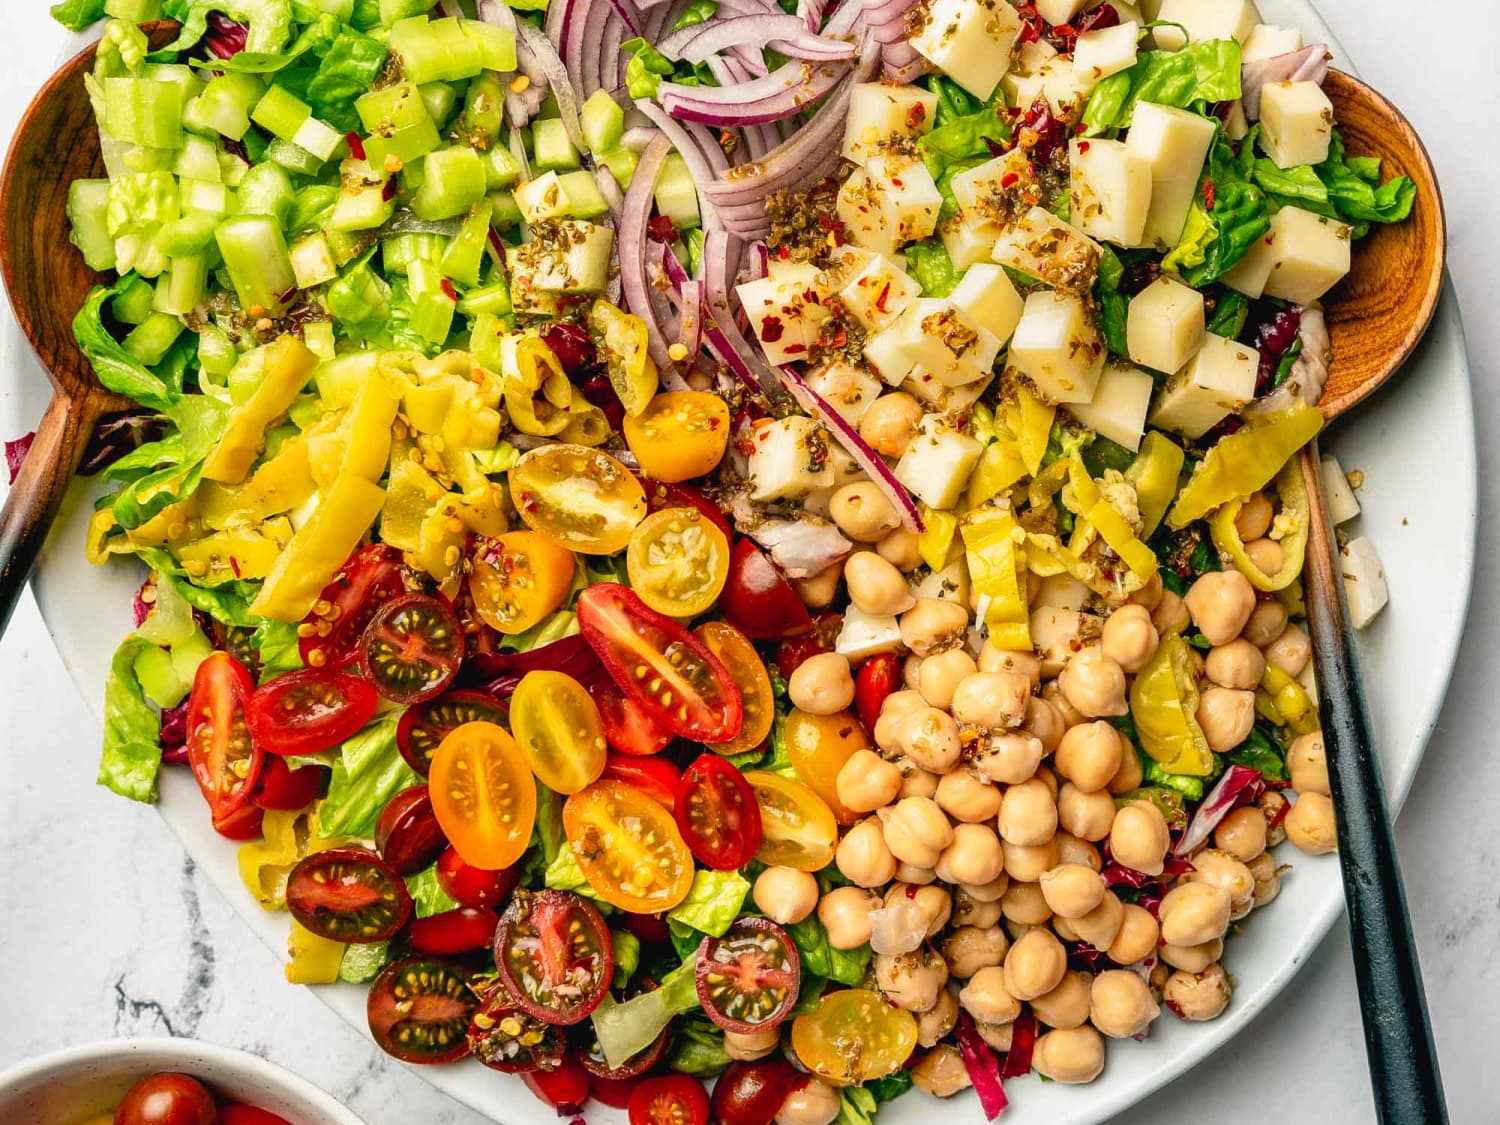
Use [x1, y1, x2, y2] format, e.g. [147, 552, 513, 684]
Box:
[837, 252, 920, 331]
[911, 555, 971, 603]
[1074, 22, 1141, 83]
[1243, 23, 1302, 61]
[514, 171, 568, 223]
[737, 269, 830, 364]
[1340, 536, 1388, 629]
[1069, 137, 1152, 247]
[1127, 101, 1217, 248]
[1259, 80, 1335, 169]
[837, 168, 897, 255]
[842, 83, 939, 166]
[1147, 333, 1258, 438]
[1036, 0, 1088, 24]
[1006, 290, 1106, 404]
[804, 361, 884, 425]
[1223, 99, 1249, 141]
[1152, 0, 1260, 49]
[1001, 40, 1059, 105]
[836, 605, 903, 660]
[1320, 454, 1361, 524]
[1033, 574, 1089, 610]
[746, 416, 836, 502]
[942, 212, 1004, 269]
[1031, 606, 1087, 675]
[949, 263, 1024, 344]
[861, 155, 944, 249]
[1221, 231, 1276, 297]
[903, 369, 993, 413]
[951, 150, 1034, 216]
[894, 415, 984, 510]
[1064, 364, 1154, 451]
[912, 0, 1023, 100]
[991, 205, 1101, 288]
[899, 298, 1001, 386]
[1034, 59, 1096, 115]
[1262, 206, 1351, 303]
[1126, 275, 1205, 373]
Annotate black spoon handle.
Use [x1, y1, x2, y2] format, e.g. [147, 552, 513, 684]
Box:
[1298, 442, 1447, 1124]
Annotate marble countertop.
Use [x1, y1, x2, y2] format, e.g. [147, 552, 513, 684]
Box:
[3, 3, 1497, 1121]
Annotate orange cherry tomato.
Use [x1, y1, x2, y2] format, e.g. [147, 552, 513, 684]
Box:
[622, 391, 731, 483]
[743, 772, 837, 873]
[783, 708, 869, 826]
[429, 722, 536, 870]
[510, 671, 608, 794]
[695, 621, 775, 757]
[509, 444, 647, 555]
[467, 532, 577, 635]
[563, 779, 695, 913]
[792, 989, 918, 1085]
[627, 507, 731, 618]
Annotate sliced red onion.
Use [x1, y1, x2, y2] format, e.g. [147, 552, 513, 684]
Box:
[954, 1015, 1008, 1120]
[603, 0, 642, 33]
[797, 0, 829, 31]
[823, 0, 864, 35]
[860, 0, 916, 26]
[660, 59, 853, 126]
[870, 19, 911, 42]
[620, 136, 684, 375]
[507, 127, 533, 181]
[516, 20, 586, 152]
[661, 13, 800, 56]
[701, 229, 787, 400]
[725, 42, 772, 77]
[436, 0, 463, 16]
[677, 278, 706, 356]
[1242, 44, 1331, 119]
[600, 12, 630, 93]
[749, 516, 853, 578]
[631, 99, 728, 232]
[881, 37, 922, 64]
[1174, 765, 1268, 857]
[594, 164, 626, 217]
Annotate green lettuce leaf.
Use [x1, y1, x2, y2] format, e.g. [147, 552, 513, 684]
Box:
[1206, 288, 1249, 339]
[665, 1015, 731, 1078]
[73, 282, 180, 411]
[622, 37, 677, 100]
[837, 1087, 878, 1125]
[252, 619, 305, 675]
[304, 28, 389, 132]
[591, 959, 701, 1068]
[1251, 159, 1327, 205]
[98, 635, 164, 803]
[1081, 40, 1241, 135]
[866, 1071, 916, 1104]
[319, 718, 420, 837]
[543, 841, 600, 898]
[905, 239, 961, 298]
[787, 914, 870, 986]
[1254, 130, 1416, 230]
[406, 863, 461, 917]
[51, 0, 108, 30]
[338, 940, 389, 983]
[1227, 720, 1289, 781]
[159, 0, 294, 57]
[612, 930, 642, 989]
[926, 75, 982, 128]
[667, 869, 751, 936]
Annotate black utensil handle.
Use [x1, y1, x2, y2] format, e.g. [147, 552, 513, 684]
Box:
[1299, 443, 1447, 1124]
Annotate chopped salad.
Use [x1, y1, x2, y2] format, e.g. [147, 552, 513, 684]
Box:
[47, 0, 1411, 1119]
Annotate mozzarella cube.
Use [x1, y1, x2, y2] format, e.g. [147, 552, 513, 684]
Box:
[1002, 40, 1059, 105]
[1221, 230, 1276, 297]
[1036, 58, 1097, 113]
[910, 555, 971, 603]
[837, 252, 920, 331]
[1034, 574, 1089, 610]
[1031, 606, 1087, 676]
[903, 369, 993, 413]
[1340, 536, 1388, 629]
[894, 415, 984, 510]
[1153, 0, 1260, 49]
[949, 263, 1024, 345]
[838, 168, 897, 255]
[1036, 0, 1088, 23]
[1148, 333, 1257, 437]
[867, 155, 943, 245]
[1320, 454, 1361, 524]
[1069, 137, 1152, 246]
[1064, 364, 1155, 452]
[514, 171, 569, 223]
[1074, 22, 1141, 82]
[1127, 101, 1217, 248]
[1223, 98, 1250, 141]
[1127, 275, 1205, 373]
[842, 82, 939, 166]
[747, 416, 835, 502]
[991, 206, 1101, 288]
[912, 0, 1023, 100]
[1260, 80, 1335, 169]
[863, 298, 999, 387]
[942, 212, 1004, 269]
[1231, 205, 1351, 303]
[836, 605, 904, 660]
[804, 361, 885, 425]
[1007, 290, 1106, 404]
[1242, 23, 1302, 61]
[737, 270, 830, 364]
[951, 150, 1034, 215]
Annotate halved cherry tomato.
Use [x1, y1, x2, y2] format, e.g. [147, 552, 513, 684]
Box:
[367, 956, 478, 1064]
[791, 988, 918, 1085]
[597, 685, 674, 757]
[696, 917, 799, 1035]
[854, 653, 900, 735]
[468, 532, 577, 635]
[623, 911, 672, 947]
[375, 785, 448, 875]
[774, 612, 843, 680]
[712, 1058, 798, 1125]
[246, 668, 378, 758]
[114, 1074, 216, 1125]
[604, 753, 681, 809]
[396, 690, 509, 777]
[628, 1075, 710, 1125]
[495, 890, 614, 1025]
[721, 540, 814, 640]
[212, 804, 265, 841]
[408, 906, 500, 955]
[359, 593, 464, 704]
[523, 1052, 592, 1112]
[429, 722, 537, 871]
[623, 391, 730, 483]
[784, 709, 869, 827]
[186, 652, 262, 823]
[286, 846, 412, 943]
[676, 755, 763, 871]
[578, 985, 671, 1079]
[626, 507, 731, 618]
[510, 444, 647, 554]
[696, 621, 775, 756]
[253, 756, 329, 811]
[510, 671, 607, 794]
[452, 572, 502, 658]
[436, 845, 518, 910]
[592, 1075, 645, 1110]
[468, 983, 567, 1073]
[564, 778, 695, 912]
[639, 477, 732, 540]
[299, 544, 408, 670]
[744, 772, 838, 872]
[577, 584, 742, 743]
[221, 1107, 293, 1125]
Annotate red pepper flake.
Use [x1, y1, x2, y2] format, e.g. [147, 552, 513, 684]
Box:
[1202, 178, 1217, 209]
[1000, 171, 1020, 188]
[647, 214, 678, 242]
[440, 279, 458, 302]
[891, 176, 904, 187]
[345, 133, 366, 161]
[760, 315, 785, 343]
[873, 281, 892, 313]
[1077, 140, 1091, 154]
[381, 177, 398, 201]
[229, 557, 242, 578]
[828, 325, 847, 349]
[906, 103, 927, 129]
[777, 245, 791, 260]
[784, 343, 807, 355]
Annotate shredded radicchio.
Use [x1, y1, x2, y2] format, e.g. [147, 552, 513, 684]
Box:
[81, 411, 170, 477]
[205, 12, 250, 60]
[4, 431, 34, 485]
[460, 633, 608, 697]
[954, 1014, 1008, 1120]
[999, 1008, 1037, 1080]
[1101, 853, 1195, 890]
[160, 699, 191, 763]
[1174, 765, 1269, 857]
[132, 581, 155, 628]
[1248, 304, 1302, 396]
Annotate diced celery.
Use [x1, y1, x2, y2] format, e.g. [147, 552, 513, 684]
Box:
[111, 276, 156, 326]
[107, 171, 179, 238]
[380, 0, 438, 23]
[439, 200, 495, 287]
[215, 215, 296, 312]
[292, 117, 345, 163]
[462, 74, 504, 151]
[266, 138, 328, 177]
[290, 233, 339, 289]
[103, 78, 184, 150]
[654, 153, 700, 229]
[181, 178, 231, 217]
[581, 90, 625, 155]
[488, 190, 522, 228]
[155, 255, 209, 317]
[173, 135, 222, 183]
[324, 228, 372, 267]
[329, 174, 396, 232]
[469, 311, 509, 371]
[596, 145, 639, 189]
[105, 0, 163, 19]
[236, 163, 296, 228]
[459, 279, 512, 318]
[157, 212, 219, 257]
[406, 259, 457, 343]
[412, 146, 487, 221]
[118, 234, 169, 280]
[67, 180, 117, 271]
[303, 321, 337, 363]
[382, 232, 447, 274]
[362, 119, 442, 172]
[420, 83, 459, 130]
[142, 62, 205, 102]
[356, 80, 429, 133]
[218, 151, 250, 188]
[558, 171, 608, 220]
[123, 313, 185, 366]
[463, 21, 517, 73]
[391, 17, 483, 85]
[532, 118, 580, 172]
[199, 324, 239, 379]
[184, 74, 265, 141]
[252, 86, 312, 142]
[514, 172, 568, 224]
[121, 147, 178, 175]
[483, 144, 521, 190]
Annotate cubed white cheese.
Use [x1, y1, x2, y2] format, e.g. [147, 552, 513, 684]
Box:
[1126, 274, 1205, 373]
[1147, 333, 1258, 437]
[942, 212, 1004, 270]
[951, 150, 1034, 216]
[1006, 290, 1107, 404]
[837, 158, 943, 255]
[1033, 574, 1089, 610]
[1242, 23, 1302, 61]
[1036, 0, 1088, 24]
[804, 361, 885, 426]
[1001, 40, 1059, 106]
[1220, 230, 1276, 297]
[1152, 0, 1260, 49]
[902, 369, 993, 413]
[1030, 606, 1088, 676]
[1065, 364, 1155, 451]
[991, 206, 1101, 288]
[736, 270, 830, 365]
[862, 298, 999, 387]
[836, 605, 904, 660]
[746, 416, 835, 502]
[1111, 0, 1146, 22]
[1074, 21, 1141, 83]
[837, 167, 897, 256]
[894, 415, 985, 509]
[949, 263, 1024, 345]
[910, 556, 971, 603]
[1069, 137, 1153, 247]
[911, 0, 1023, 101]
[1259, 80, 1335, 169]
[1035, 58, 1097, 114]
[1261, 206, 1352, 304]
[837, 252, 920, 331]
[1127, 101, 1217, 248]
[1223, 99, 1249, 141]
[1320, 453, 1361, 524]
[514, 171, 569, 223]
[1340, 536, 1388, 629]
[842, 82, 939, 166]
[506, 221, 613, 293]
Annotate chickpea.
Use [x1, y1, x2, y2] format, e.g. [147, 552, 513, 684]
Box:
[919, 648, 979, 710]
[1188, 849, 1255, 906]
[898, 764, 941, 799]
[954, 887, 1004, 929]
[1057, 783, 1117, 843]
[886, 882, 952, 938]
[910, 1044, 972, 1099]
[998, 778, 1058, 847]
[1159, 883, 1232, 946]
[1024, 696, 1067, 754]
[1184, 570, 1257, 646]
[1056, 832, 1102, 871]
[882, 796, 954, 869]
[1109, 801, 1171, 876]
[829, 482, 901, 543]
[959, 873, 1009, 903]
[1039, 864, 1107, 920]
[1090, 970, 1160, 1038]
[974, 1020, 1014, 1053]
[1054, 722, 1125, 794]
[835, 749, 903, 814]
[978, 644, 1042, 690]
[1160, 938, 1223, 974]
[819, 886, 881, 949]
[1196, 687, 1257, 752]
[873, 690, 926, 752]
[936, 823, 1006, 886]
[958, 965, 1022, 1024]
[875, 527, 922, 572]
[904, 653, 925, 690]
[950, 671, 1030, 730]
[1051, 914, 1081, 943]
[1101, 605, 1159, 673]
[776, 1077, 841, 1125]
[1032, 970, 1093, 1031]
[1288, 731, 1330, 796]
[1107, 746, 1144, 795]
[1258, 790, 1290, 846]
[1042, 679, 1088, 729]
[1151, 588, 1191, 635]
[875, 946, 949, 1012]
[1234, 491, 1274, 540]
[1059, 647, 1129, 718]
[1263, 622, 1311, 678]
[916, 988, 959, 1047]
[942, 925, 1010, 978]
[1286, 792, 1337, 854]
[1244, 537, 1285, 575]
[1003, 837, 1062, 883]
[1243, 598, 1289, 647]
[1003, 927, 1067, 1001]
[1000, 881, 1053, 926]
[899, 598, 970, 656]
[936, 769, 1002, 823]
[753, 866, 819, 926]
[1248, 851, 1284, 907]
[1127, 571, 1164, 613]
[1205, 638, 1265, 691]
[1162, 963, 1231, 1021]
[1033, 1026, 1106, 1084]
[788, 654, 856, 716]
[792, 562, 844, 610]
[859, 391, 923, 458]
[1210, 806, 1267, 864]
[1106, 903, 1160, 966]
[725, 1026, 781, 1061]
[1034, 764, 1060, 799]
[898, 707, 963, 773]
[843, 552, 915, 619]
[836, 817, 899, 888]
[973, 732, 1045, 785]
[1071, 890, 1125, 951]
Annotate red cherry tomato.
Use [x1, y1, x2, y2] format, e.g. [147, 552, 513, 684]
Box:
[628, 1074, 711, 1125]
[774, 613, 843, 680]
[623, 911, 672, 947]
[299, 544, 408, 670]
[246, 668, 378, 758]
[221, 1108, 292, 1125]
[211, 804, 265, 840]
[286, 846, 412, 943]
[396, 690, 509, 777]
[359, 593, 465, 704]
[112, 1073, 216, 1125]
[591, 1075, 644, 1110]
[375, 785, 448, 876]
[695, 917, 800, 1035]
[186, 652, 262, 824]
[721, 540, 813, 640]
[367, 956, 478, 1064]
[253, 756, 329, 811]
[854, 653, 901, 735]
[603, 753, 682, 809]
[522, 1053, 592, 1112]
[494, 890, 614, 1025]
[675, 755, 762, 870]
[409, 907, 500, 955]
[597, 685, 675, 757]
[638, 476, 733, 540]
[711, 1059, 798, 1125]
[436, 846, 518, 910]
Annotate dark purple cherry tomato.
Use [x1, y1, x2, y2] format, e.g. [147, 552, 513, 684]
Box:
[286, 846, 412, 943]
[367, 956, 478, 1064]
[375, 785, 448, 875]
[436, 846, 519, 910]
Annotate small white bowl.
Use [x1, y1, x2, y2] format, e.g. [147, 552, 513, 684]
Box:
[0, 1039, 367, 1125]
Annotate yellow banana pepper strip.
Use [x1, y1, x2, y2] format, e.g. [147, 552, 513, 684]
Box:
[202, 336, 319, 484]
[198, 436, 317, 531]
[1130, 631, 1214, 776]
[1125, 432, 1186, 539]
[1166, 400, 1322, 529]
[1261, 662, 1319, 734]
[173, 518, 294, 585]
[502, 334, 573, 437]
[966, 440, 1028, 508]
[287, 919, 346, 985]
[1067, 456, 1158, 584]
[237, 807, 348, 910]
[589, 299, 659, 417]
[1014, 387, 1056, 477]
[961, 507, 1030, 651]
[918, 506, 959, 572]
[249, 472, 388, 621]
[1209, 460, 1310, 591]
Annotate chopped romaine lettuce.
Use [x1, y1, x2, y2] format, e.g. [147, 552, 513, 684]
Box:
[98, 635, 164, 803]
[667, 869, 751, 936]
[319, 718, 420, 837]
[591, 959, 701, 1068]
[406, 863, 460, 918]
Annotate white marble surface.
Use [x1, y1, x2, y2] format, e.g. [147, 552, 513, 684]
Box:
[2, 3, 1498, 1121]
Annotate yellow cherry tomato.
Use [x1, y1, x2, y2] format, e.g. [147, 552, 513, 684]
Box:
[467, 531, 577, 635]
[626, 506, 731, 618]
[792, 989, 918, 1085]
[429, 722, 537, 870]
[744, 771, 838, 872]
[509, 671, 608, 794]
[563, 778, 695, 912]
[509, 443, 647, 555]
[784, 708, 869, 826]
[696, 620, 776, 756]
[623, 391, 731, 483]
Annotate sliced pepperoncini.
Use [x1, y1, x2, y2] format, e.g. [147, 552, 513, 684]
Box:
[1209, 460, 1310, 591]
[1125, 431, 1185, 539]
[198, 436, 317, 531]
[961, 506, 1030, 651]
[1130, 631, 1214, 776]
[918, 506, 959, 572]
[1012, 386, 1056, 476]
[238, 806, 347, 911]
[502, 333, 574, 437]
[1066, 455, 1158, 584]
[202, 336, 320, 485]
[286, 919, 346, 985]
[172, 519, 294, 585]
[1166, 400, 1322, 529]
[589, 299, 659, 417]
[1261, 662, 1319, 734]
